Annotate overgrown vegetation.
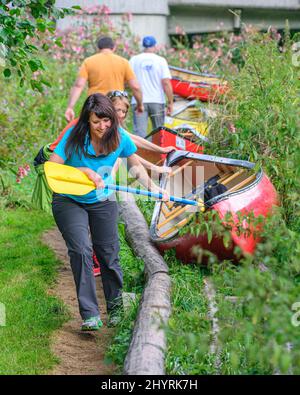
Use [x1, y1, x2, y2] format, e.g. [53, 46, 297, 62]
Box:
[0, 0, 78, 89]
[207, 30, 299, 230]
[0, 5, 299, 374]
[163, 30, 300, 374]
[132, 27, 300, 375]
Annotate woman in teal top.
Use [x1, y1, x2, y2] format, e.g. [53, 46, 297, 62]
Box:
[49, 93, 165, 330]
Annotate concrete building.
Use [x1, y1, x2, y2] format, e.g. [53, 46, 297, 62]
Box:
[56, 0, 300, 45]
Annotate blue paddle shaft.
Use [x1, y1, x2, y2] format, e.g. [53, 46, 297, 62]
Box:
[105, 184, 199, 206]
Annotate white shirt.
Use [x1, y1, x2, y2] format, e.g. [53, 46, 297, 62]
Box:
[129, 52, 171, 104]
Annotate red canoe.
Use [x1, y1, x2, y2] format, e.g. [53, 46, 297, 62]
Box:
[170, 65, 228, 102]
[137, 126, 208, 166]
[149, 151, 278, 263]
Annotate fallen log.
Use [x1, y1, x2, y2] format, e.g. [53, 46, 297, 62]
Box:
[118, 195, 171, 375]
[123, 273, 171, 375]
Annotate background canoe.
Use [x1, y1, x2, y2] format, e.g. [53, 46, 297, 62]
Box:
[137, 126, 206, 166]
[169, 65, 228, 102]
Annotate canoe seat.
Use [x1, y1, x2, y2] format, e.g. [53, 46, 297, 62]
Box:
[161, 204, 183, 219]
[165, 201, 175, 209]
[218, 172, 233, 183]
[157, 206, 189, 230]
[161, 204, 170, 217]
[159, 214, 194, 239]
[228, 174, 256, 193]
[221, 169, 245, 186]
[169, 160, 193, 177]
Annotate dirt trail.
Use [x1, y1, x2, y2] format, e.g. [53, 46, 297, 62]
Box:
[43, 228, 117, 375]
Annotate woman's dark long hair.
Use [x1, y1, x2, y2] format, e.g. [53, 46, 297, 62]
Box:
[65, 93, 120, 159]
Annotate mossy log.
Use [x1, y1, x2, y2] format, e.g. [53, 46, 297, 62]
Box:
[118, 196, 171, 375]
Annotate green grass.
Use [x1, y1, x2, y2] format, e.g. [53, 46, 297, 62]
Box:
[105, 223, 145, 370]
[164, 252, 212, 375]
[118, 222, 145, 295]
[0, 208, 68, 374]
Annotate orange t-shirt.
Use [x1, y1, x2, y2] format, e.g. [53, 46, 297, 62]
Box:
[78, 52, 136, 96]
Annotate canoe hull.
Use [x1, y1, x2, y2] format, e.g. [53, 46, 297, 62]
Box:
[171, 79, 227, 102]
[169, 65, 228, 102]
[150, 151, 278, 263]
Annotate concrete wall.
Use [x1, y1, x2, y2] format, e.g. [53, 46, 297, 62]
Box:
[168, 7, 234, 34]
[168, 0, 300, 10]
[242, 8, 300, 30]
[56, 0, 170, 46]
[168, 6, 300, 34]
[55, 1, 300, 43]
[57, 0, 168, 13]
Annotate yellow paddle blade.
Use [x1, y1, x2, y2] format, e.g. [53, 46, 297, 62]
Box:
[44, 161, 96, 195]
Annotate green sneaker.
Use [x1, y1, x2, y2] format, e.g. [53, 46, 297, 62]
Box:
[81, 316, 103, 331]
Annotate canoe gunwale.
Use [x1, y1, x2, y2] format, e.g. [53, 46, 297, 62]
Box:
[169, 66, 225, 88]
[167, 150, 255, 170]
[171, 99, 200, 118]
[145, 126, 208, 143]
[172, 79, 217, 88]
[169, 65, 219, 79]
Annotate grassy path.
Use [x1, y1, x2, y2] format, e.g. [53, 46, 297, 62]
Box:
[0, 206, 144, 374]
[0, 208, 67, 374]
[43, 228, 116, 375]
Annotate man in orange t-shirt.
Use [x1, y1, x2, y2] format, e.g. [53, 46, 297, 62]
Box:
[65, 36, 143, 122]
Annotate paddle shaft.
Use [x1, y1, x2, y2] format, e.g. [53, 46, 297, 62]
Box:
[44, 162, 202, 207]
[105, 184, 201, 207]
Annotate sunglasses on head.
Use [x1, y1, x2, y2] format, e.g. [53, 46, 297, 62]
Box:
[107, 90, 129, 99]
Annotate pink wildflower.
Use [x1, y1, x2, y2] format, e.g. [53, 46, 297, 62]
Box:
[18, 167, 26, 178]
[175, 25, 185, 35]
[16, 164, 30, 183]
[123, 12, 132, 22]
[228, 123, 236, 133]
[100, 5, 111, 15]
[216, 48, 223, 57]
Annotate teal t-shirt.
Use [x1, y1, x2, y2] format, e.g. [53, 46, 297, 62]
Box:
[54, 126, 137, 203]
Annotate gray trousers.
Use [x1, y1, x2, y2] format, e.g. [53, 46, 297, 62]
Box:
[52, 194, 122, 320]
[132, 103, 165, 138]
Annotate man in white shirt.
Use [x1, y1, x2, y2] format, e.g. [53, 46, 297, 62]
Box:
[129, 36, 173, 138]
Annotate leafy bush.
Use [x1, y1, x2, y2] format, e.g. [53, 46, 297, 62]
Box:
[207, 31, 300, 230]
[0, 1, 77, 89]
[165, 30, 300, 374]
